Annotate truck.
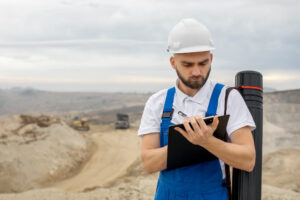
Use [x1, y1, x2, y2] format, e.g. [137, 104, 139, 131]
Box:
[115, 113, 130, 129]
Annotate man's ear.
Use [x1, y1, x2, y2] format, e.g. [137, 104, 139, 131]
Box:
[170, 56, 176, 70]
[210, 53, 213, 63]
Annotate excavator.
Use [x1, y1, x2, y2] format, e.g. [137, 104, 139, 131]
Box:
[72, 116, 90, 131]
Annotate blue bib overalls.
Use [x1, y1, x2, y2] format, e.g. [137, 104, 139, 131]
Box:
[155, 83, 228, 200]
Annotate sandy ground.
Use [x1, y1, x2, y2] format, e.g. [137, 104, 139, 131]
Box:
[263, 148, 300, 193]
[0, 119, 300, 199]
[263, 117, 300, 155]
[51, 125, 141, 192]
[0, 115, 89, 193]
[0, 124, 159, 200]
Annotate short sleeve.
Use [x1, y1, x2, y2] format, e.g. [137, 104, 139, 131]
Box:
[137, 90, 166, 137]
[226, 89, 256, 136]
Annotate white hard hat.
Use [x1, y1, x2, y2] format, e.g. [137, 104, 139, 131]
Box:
[167, 18, 215, 54]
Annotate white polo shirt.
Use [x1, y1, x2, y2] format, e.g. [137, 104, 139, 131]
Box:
[138, 79, 256, 178]
[138, 79, 255, 136]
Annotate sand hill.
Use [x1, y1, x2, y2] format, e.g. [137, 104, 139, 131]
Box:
[0, 115, 90, 193]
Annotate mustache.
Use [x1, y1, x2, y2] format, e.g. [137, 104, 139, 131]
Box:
[190, 75, 204, 79]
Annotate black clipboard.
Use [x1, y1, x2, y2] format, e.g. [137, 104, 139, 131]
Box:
[166, 115, 230, 170]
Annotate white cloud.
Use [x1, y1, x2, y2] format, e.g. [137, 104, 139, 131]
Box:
[0, 0, 299, 92]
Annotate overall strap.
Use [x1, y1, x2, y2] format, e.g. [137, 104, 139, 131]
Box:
[160, 87, 176, 147]
[206, 83, 225, 117]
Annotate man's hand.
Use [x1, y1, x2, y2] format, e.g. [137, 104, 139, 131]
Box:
[175, 115, 256, 172]
[174, 115, 219, 147]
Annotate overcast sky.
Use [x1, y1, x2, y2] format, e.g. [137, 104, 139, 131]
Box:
[0, 0, 299, 92]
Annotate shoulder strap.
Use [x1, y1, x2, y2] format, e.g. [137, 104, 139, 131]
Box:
[224, 87, 235, 115]
[206, 83, 224, 117]
[206, 84, 233, 199]
[160, 87, 175, 147]
[162, 87, 175, 114]
[224, 86, 235, 200]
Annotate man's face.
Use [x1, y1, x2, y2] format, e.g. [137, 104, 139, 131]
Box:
[170, 51, 212, 90]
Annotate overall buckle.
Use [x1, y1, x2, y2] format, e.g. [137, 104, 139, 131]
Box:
[162, 109, 174, 119]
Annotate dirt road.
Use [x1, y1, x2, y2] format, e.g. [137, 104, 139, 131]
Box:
[52, 126, 141, 192]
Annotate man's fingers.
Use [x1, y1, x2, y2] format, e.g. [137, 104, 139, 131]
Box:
[210, 115, 219, 131]
[197, 116, 208, 133]
[190, 117, 201, 134]
[183, 120, 194, 136]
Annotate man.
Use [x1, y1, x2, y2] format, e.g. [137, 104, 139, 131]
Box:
[138, 18, 256, 200]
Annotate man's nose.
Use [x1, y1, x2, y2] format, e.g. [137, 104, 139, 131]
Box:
[191, 66, 201, 76]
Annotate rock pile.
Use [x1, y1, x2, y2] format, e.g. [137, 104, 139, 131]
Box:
[0, 115, 90, 193]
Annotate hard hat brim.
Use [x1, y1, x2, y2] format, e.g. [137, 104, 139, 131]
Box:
[167, 45, 215, 54]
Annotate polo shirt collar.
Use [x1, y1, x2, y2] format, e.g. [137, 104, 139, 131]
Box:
[175, 79, 212, 105]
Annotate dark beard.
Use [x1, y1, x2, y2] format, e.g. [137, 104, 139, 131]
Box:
[176, 66, 211, 90]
